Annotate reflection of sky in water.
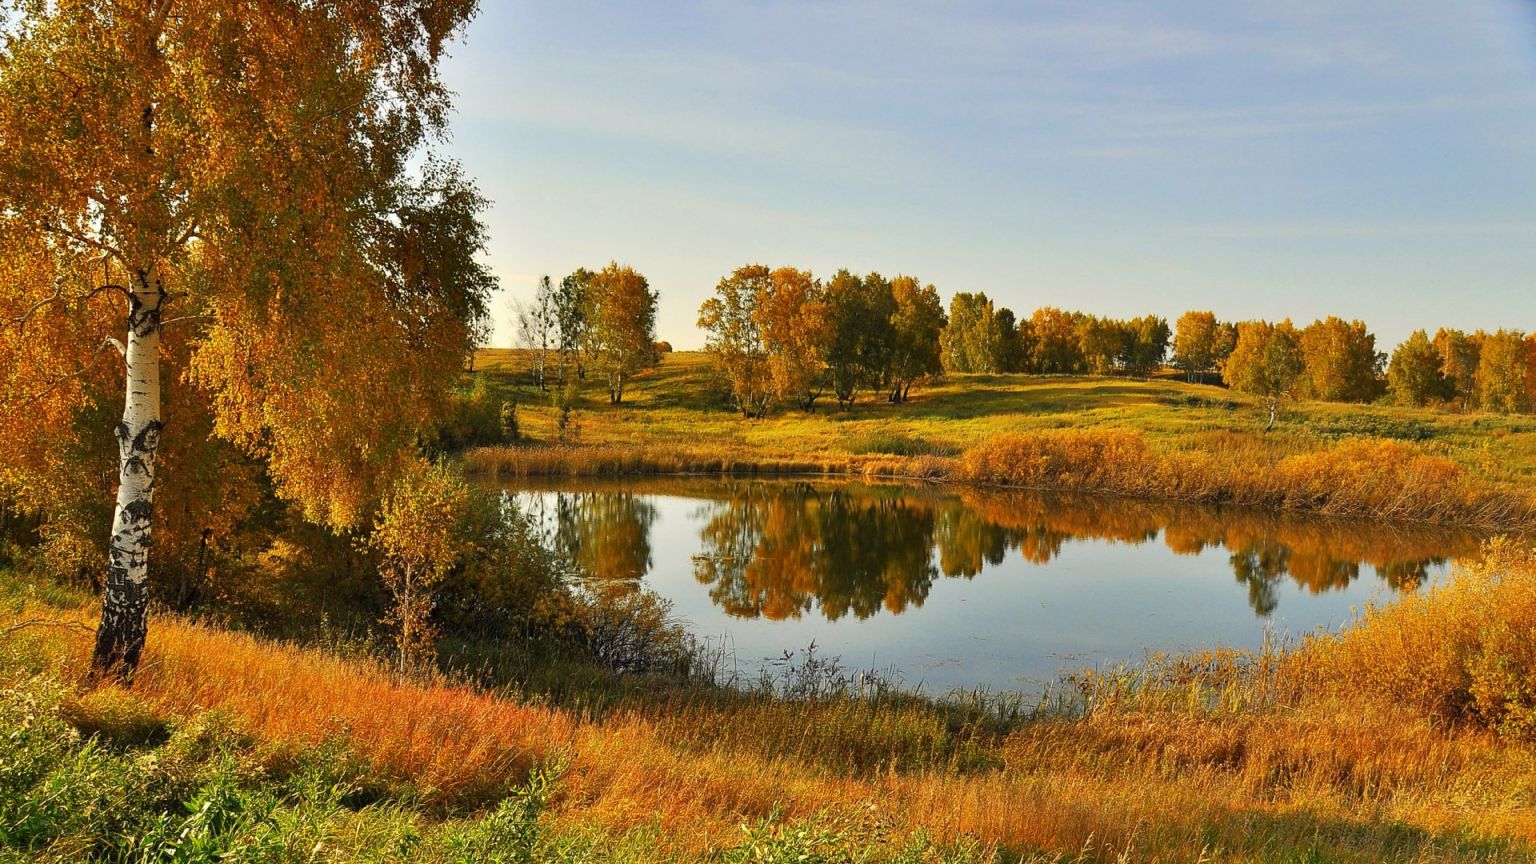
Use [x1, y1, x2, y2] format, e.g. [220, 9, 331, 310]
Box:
[510, 482, 1466, 694]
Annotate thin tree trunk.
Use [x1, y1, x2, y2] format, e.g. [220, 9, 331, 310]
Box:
[92, 270, 164, 678]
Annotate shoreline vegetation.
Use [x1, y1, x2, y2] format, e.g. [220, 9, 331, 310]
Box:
[6, 541, 1536, 860]
[467, 431, 1536, 532]
[464, 351, 1536, 533]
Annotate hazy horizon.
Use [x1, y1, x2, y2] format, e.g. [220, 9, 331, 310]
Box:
[436, 1, 1536, 352]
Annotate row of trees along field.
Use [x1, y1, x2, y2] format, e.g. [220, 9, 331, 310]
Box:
[507, 263, 1536, 422]
[515, 263, 660, 403]
[1174, 313, 1536, 417]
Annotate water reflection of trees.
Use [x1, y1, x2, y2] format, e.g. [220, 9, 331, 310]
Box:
[547, 491, 658, 585]
[515, 478, 1481, 620]
[695, 484, 937, 620]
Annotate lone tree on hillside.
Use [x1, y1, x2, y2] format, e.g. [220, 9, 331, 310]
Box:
[0, 0, 491, 677]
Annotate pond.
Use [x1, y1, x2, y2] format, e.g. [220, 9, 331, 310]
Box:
[502, 477, 1483, 693]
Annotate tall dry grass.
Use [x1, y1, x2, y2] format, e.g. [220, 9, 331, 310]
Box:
[1293, 538, 1536, 741]
[959, 429, 1536, 530]
[464, 442, 952, 483]
[10, 568, 1536, 859]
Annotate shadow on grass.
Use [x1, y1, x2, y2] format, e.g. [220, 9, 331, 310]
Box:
[1170, 806, 1529, 864]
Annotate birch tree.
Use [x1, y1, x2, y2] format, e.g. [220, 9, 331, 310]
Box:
[887, 276, 944, 401]
[516, 276, 556, 390]
[0, 0, 488, 677]
[699, 264, 773, 418]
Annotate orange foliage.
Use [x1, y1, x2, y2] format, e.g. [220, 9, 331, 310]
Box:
[1295, 538, 1536, 740]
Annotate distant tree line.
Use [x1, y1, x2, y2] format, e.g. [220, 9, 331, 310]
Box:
[1174, 313, 1536, 417]
[941, 299, 1172, 378]
[1388, 328, 1536, 413]
[520, 265, 1536, 421]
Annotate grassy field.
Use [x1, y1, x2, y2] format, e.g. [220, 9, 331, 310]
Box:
[466, 350, 1536, 529]
[470, 350, 1536, 470]
[7, 552, 1536, 863]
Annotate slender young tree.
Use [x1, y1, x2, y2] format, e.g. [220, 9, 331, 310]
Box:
[1224, 320, 1304, 430]
[0, 0, 487, 677]
[886, 276, 945, 401]
[555, 268, 593, 383]
[699, 264, 774, 418]
[516, 276, 556, 390]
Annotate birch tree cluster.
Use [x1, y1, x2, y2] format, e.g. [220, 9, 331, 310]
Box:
[516, 262, 660, 404]
[698, 265, 945, 416]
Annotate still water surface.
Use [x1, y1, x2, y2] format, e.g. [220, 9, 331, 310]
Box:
[505, 477, 1481, 693]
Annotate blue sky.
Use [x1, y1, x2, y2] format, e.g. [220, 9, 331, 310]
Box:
[436, 1, 1536, 351]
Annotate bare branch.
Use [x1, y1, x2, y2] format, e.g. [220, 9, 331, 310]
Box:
[1, 618, 97, 637]
[161, 314, 210, 329]
[41, 221, 126, 265]
[7, 283, 127, 331]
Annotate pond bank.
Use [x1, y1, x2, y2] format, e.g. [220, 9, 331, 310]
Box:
[464, 427, 1536, 533]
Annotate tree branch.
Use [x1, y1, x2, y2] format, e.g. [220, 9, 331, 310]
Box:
[41, 221, 126, 265]
[2, 335, 125, 409]
[160, 314, 210, 329]
[1, 618, 97, 638]
[7, 283, 128, 331]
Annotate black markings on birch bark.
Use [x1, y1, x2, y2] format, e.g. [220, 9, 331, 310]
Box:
[92, 270, 166, 679]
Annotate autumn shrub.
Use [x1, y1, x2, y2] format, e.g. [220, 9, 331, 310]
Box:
[546, 586, 696, 676]
[957, 429, 1162, 496]
[424, 375, 513, 453]
[1294, 538, 1536, 740]
[433, 490, 565, 644]
[960, 428, 1536, 528]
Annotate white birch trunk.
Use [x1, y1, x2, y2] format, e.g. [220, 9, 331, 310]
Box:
[92, 269, 164, 676]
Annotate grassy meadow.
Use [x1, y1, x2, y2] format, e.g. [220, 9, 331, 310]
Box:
[467, 350, 1536, 530]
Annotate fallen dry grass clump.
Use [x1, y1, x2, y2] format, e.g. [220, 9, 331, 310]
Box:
[959, 428, 1536, 530]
